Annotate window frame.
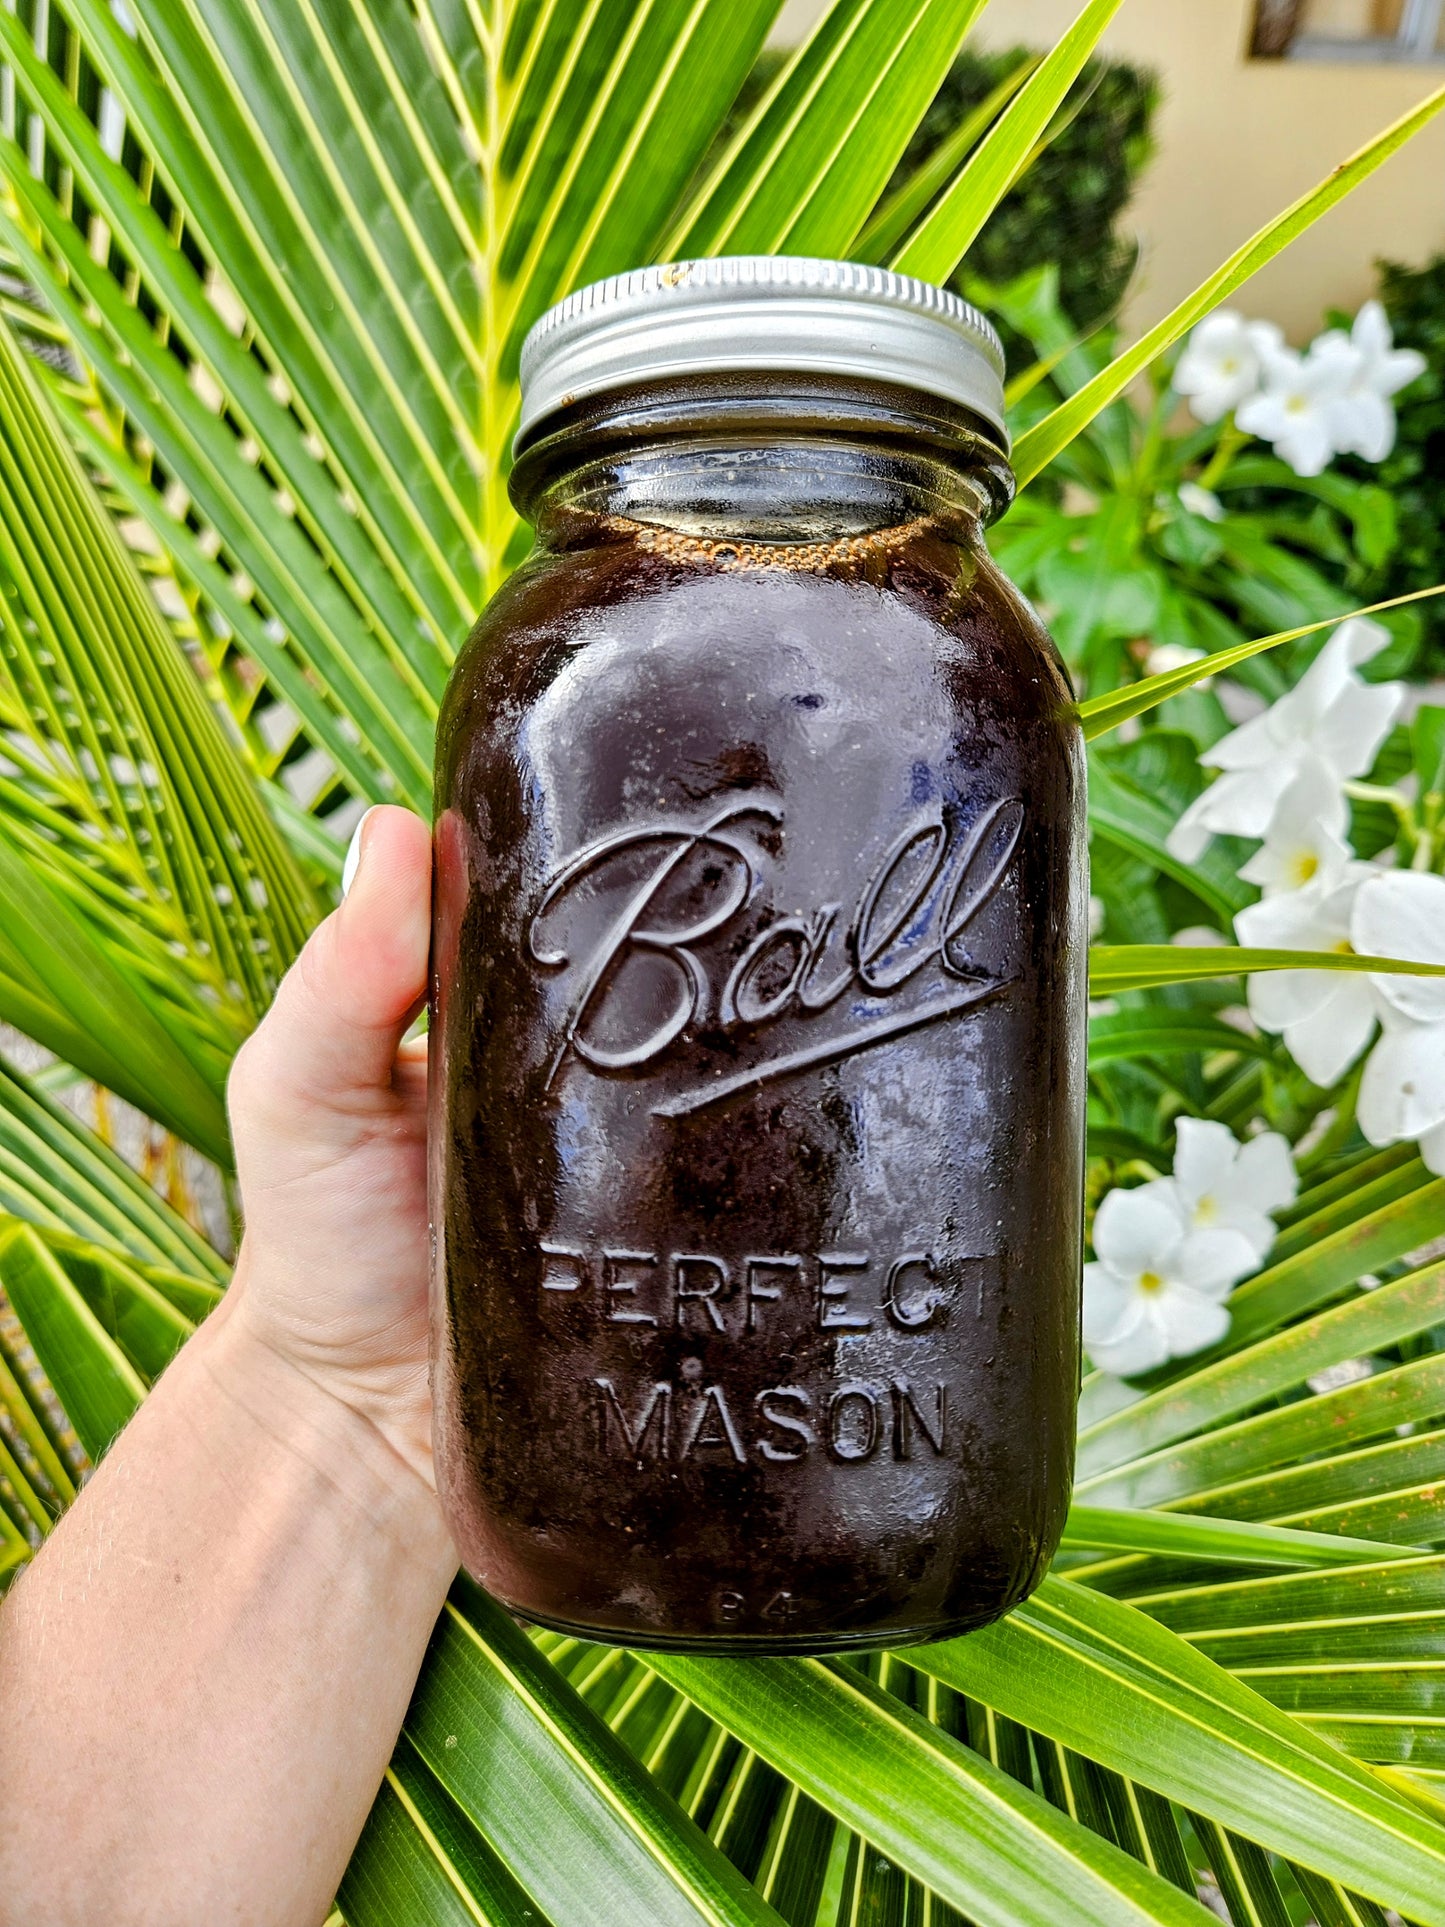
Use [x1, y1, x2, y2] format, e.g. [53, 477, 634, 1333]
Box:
[1285, 0, 1445, 61]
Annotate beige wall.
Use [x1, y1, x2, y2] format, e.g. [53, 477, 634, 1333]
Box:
[774, 0, 1445, 342]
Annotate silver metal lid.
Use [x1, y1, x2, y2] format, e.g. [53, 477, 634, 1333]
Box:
[516, 256, 1008, 452]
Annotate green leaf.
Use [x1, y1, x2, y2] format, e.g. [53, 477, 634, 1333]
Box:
[1077, 1257, 1445, 1488]
[1137, 1551, 1445, 1642]
[0, 1319, 76, 1518]
[1061, 1506, 1427, 1571]
[1415, 704, 1445, 801]
[648, 1648, 1215, 1926]
[1088, 756, 1248, 921]
[1078, 587, 1445, 741]
[891, 0, 1126, 283]
[0, 297, 314, 1005]
[1189, 1818, 1294, 1927]
[0, 1054, 225, 1279]
[342, 1738, 549, 1927]
[853, 54, 1040, 265]
[0, 823, 231, 1164]
[668, 0, 989, 260]
[0, 1221, 146, 1460]
[121, 0, 483, 590]
[1271, 1151, 1432, 1261]
[1088, 1009, 1269, 1066]
[486, 0, 782, 376]
[1227, 1177, 1445, 1350]
[22, 1226, 198, 1383]
[0, 173, 438, 814]
[0, 1501, 31, 1581]
[404, 1579, 786, 1926]
[1012, 83, 1445, 482]
[1089, 943, 1445, 996]
[0, 0, 467, 678]
[910, 1577, 1445, 1922]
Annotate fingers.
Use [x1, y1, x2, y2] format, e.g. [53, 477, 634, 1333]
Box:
[230, 807, 432, 1129]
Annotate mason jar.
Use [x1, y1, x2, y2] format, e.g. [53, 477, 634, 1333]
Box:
[430, 256, 1086, 1653]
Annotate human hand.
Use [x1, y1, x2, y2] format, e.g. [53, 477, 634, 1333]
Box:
[221, 804, 437, 1490]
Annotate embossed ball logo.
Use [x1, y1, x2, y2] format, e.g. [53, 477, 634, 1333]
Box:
[528, 793, 1024, 1113]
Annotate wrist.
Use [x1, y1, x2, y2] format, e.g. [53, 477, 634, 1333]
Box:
[192, 1295, 453, 1559]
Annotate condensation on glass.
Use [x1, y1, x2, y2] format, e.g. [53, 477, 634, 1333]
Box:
[429, 259, 1087, 1653]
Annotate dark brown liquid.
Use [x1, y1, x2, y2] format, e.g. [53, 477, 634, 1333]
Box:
[430, 496, 1085, 1653]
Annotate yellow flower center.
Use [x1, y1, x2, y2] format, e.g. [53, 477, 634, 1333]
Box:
[1139, 1270, 1165, 1294]
[1289, 850, 1319, 886]
[1194, 1195, 1217, 1226]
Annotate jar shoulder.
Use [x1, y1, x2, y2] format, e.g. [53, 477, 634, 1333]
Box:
[437, 530, 1074, 791]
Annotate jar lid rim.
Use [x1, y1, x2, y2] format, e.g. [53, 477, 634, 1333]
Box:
[516, 257, 1009, 453]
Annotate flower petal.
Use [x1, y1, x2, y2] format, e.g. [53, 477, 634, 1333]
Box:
[1281, 618, 1390, 737]
[1282, 977, 1379, 1087]
[1092, 1185, 1186, 1277]
[1232, 1131, 1299, 1214]
[1169, 1228, 1260, 1297]
[1180, 764, 1299, 843]
[1210, 1205, 1278, 1264]
[1375, 347, 1426, 398]
[1313, 679, 1404, 782]
[1081, 1261, 1135, 1343]
[1157, 1285, 1233, 1360]
[1165, 797, 1214, 863]
[1419, 1118, 1445, 1177]
[1358, 1020, 1445, 1145]
[1235, 876, 1348, 953]
[1327, 389, 1396, 464]
[1275, 413, 1335, 478]
[1353, 871, 1445, 1023]
[1171, 1117, 1237, 1208]
[1087, 1298, 1171, 1378]
[1351, 300, 1391, 361]
[1205, 709, 1286, 773]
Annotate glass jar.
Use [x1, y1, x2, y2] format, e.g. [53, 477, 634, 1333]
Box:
[430, 258, 1085, 1653]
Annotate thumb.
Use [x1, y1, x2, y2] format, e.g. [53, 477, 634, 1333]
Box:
[229, 806, 432, 1139]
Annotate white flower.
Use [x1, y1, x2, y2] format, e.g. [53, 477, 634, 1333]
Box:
[1154, 1117, 1297, 1264]
[1088, 893, 1106, 940]
[1177, 482, 1225, 523]
[1145, 641, 1210, 685]
[1174, 313, 1283, 424]
[1083, 1184, 1259, 1377]
[1352, 871, 1445, 1174]
[1236, 859, 1378, 1087]
[1314, 301, 1427, 464]
[1236, 340, 1352, 478]
[1167, 617, 1403, 862]
[1238, 759, 1353, 897]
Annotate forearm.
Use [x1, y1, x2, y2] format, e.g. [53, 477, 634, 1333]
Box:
[0, 1291, 457, 1927]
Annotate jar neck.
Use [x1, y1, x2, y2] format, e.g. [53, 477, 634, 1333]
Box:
[509, 375, 1014, 551]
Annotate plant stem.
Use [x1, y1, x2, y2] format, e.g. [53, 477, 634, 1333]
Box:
[1195, 419, 1250, 491]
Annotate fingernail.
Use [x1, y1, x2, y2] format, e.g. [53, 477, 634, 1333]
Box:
[341, 806, 381, 899]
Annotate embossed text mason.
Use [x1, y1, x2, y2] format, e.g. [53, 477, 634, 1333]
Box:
[430, 258, 1087, 1652]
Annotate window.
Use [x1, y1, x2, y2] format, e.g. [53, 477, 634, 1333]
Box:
[1251, 0, 1445, 58]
